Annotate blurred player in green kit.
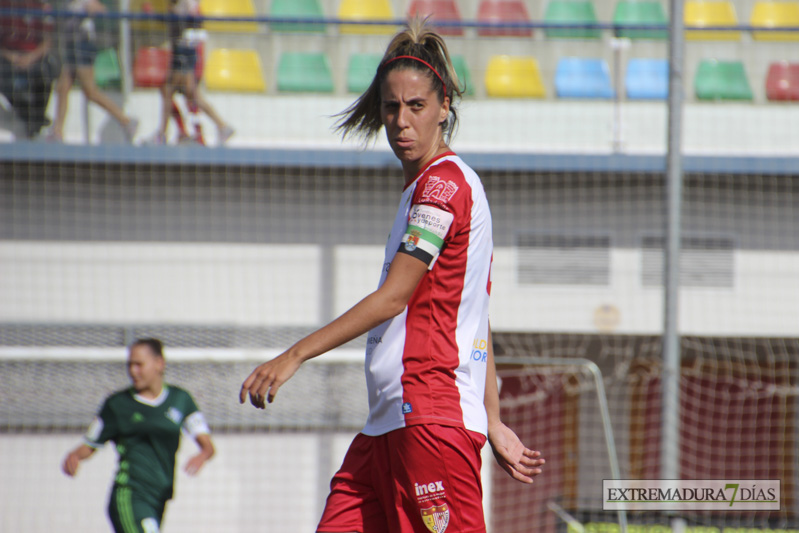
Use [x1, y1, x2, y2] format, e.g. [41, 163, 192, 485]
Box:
[62, 338, 215, 533]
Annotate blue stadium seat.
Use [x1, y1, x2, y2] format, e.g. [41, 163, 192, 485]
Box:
[625, 58, 668, 99]
[555, 58, 615, 99]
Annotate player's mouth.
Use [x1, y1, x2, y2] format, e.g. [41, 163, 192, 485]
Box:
[395, 137, 414, 149]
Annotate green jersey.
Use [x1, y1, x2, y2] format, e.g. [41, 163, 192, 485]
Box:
[84, 384, 210, 506]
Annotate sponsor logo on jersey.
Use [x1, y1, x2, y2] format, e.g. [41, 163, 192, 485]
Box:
[421, 504, 450, 533]
[471, 338, 488, 363]
[402, 402, 413, 414]
[420, 176, 459, 205]
[131, 412, 144, 423]
[165, 407, 184, 425]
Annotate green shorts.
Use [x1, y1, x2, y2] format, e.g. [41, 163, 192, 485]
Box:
[108, 486, 166, 533]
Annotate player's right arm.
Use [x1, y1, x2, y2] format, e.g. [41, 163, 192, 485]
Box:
[240, 251, 428, 408]
[62, 443, 96, 477]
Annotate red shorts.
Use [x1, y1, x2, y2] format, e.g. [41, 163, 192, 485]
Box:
[317, 424, 487, 533]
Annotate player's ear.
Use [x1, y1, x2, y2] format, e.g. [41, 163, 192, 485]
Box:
[438, 96, 450, 125]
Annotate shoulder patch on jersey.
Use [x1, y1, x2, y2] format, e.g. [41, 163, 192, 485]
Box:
[420, 175, 459, 205]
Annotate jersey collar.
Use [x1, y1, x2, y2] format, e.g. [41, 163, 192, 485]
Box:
[403, 151, 456, 191]
[132, 384, 170, 407]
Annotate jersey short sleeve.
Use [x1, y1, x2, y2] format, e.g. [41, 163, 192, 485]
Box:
[83, 398, 118, 448]
[397, 164, 466, 268]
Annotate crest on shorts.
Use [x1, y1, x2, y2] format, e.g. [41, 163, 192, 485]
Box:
[421, 504, 450, 533]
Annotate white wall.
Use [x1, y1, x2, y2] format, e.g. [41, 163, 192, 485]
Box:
[3, 242, 798, 336]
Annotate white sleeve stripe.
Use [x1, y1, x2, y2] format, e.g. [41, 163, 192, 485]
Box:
[183, 411, 210, 437]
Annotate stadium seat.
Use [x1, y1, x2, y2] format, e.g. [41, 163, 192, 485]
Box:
[694, 59, 753, 101]
[347, 53, 382, 93]
[200, 0, 259, 33]
[93, 48, 122, 89]
[408, 0, 463, 36]
[685, 1, 741, 40]
[625, 58, 668, 99]
[129, 0, 169, 32]
[132, 46, 170, 88]
[484, 55, 546, 98]
[750, 1, 799, 41]
[613, 1, 668, 39]
[270, 0, 326, 33]
[451, 55, 474, 96]
[544, 0, 601, 39]
[204, 49, 266, 92]
[477, 0, 532, 37]
[277, 52, 334, 93]
[765, 61, 799, 101]
[338, 0, 396, 35]
[555, 57, 615, 99]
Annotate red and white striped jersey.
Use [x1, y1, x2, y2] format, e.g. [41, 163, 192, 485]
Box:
[362, 152, 493, 437]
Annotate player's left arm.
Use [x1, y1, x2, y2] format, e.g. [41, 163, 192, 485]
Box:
[485, 326, 546, 483]
[183, 410, 215, 475]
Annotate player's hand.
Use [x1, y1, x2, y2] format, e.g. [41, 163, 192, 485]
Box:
[62, 451, 81, 477]
[184, 454, 208, 476]
[487, 422, 545, 484]
[239, 351, 303, 408]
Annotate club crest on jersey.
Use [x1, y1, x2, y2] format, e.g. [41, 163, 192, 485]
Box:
[420, 176, 459, 204]
[402, 402, 413, 414]
[165, 407, 184, 425]
[421, 504, 450, 533]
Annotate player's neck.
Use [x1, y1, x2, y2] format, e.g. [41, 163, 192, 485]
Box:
[137, 382, 165, 400]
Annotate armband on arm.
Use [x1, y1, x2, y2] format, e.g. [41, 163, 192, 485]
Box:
[397, 204, 454, 268]
[183, 411, 211, 437]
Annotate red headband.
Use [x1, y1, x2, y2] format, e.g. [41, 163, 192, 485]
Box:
[383, 55, 447, 95]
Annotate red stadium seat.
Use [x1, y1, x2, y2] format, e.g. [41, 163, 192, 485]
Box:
[477, 0, 533, 37]
[408, 0, 463, 36]
[133, 47, 171, 88]
[765, 61, 799, 101]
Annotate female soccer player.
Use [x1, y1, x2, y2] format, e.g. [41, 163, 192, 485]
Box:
[62, 338, 215, 533]
[240, 17, 544, 533]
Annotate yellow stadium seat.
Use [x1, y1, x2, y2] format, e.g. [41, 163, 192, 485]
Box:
[685, 1, 741, 40]
[200, 0, 259, 33]
[204, 49, 266, 92]
[484, 56, 546, 98]
[337, 0, 397, 35]
[751, 1, 799, 41]
[129, 0, 169, 32]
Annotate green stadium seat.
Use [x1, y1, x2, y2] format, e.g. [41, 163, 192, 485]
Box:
[484, 55, 546, 98]
[347, 53, 382, 93]
[694, 60, 753, 101]
[270, 0, 326, 33]
[408, 0, 464, 36]
[451, 55, 473, 96]
[477, 0, 533, 37]
[544, 0, 601, 39]
[204, 48, 266, 92]
[94, 48, 122, 89]
[200, 0, 259, 33]
[277, 52, 334, 93]
[751, 1, 799, 41]
[338, 0, 397, 35]
[685, 1, 740, 40]
[613, 1, 668, 39]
